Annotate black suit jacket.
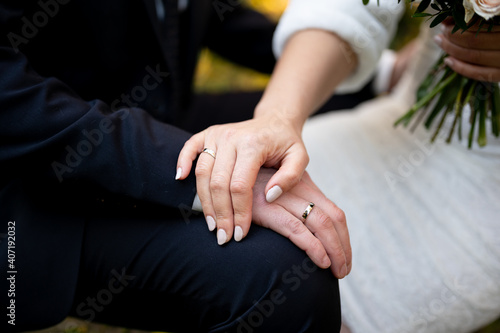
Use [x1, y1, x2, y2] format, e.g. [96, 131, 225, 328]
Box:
[0, 0, 275, 331]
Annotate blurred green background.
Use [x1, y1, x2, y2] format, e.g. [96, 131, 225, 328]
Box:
[29, 2, 500, 333]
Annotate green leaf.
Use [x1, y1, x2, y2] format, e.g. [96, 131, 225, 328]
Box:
[424, 73, 461, 128]
[491, 83, 500, 137]
[478, 94, 487, 147]
[395, 71, 457, 128]
[445, 78, 465, 143]
[363, 0, 370, 5]
[452, 6, 468, 31]
[431, 3, 441, 11]
[459, 81, 477, 141]
[416, 0, 431, 13]
[488, 21, 495, 32]
[430, 12, 450, 28]
[413, 12, 433, 17]
[468, 101, 478, 149]
[431, 105, 452, 143]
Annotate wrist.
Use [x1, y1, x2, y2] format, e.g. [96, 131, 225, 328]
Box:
[254, 102, 307, 134]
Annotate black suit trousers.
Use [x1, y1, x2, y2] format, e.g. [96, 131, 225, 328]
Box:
[67, 205, 341, 333]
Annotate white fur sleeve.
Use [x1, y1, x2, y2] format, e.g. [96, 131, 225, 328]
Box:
[273, 0, 405, 93]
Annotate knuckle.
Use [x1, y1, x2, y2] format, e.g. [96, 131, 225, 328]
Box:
[300, 150, 310, 165]
[230, 178, 251, 195]
[206, 125, 221, 134]
[284, 219, 305, 235]
[308, 238, 323, 253]
[222, 128, 237, 140]
[241, 133, 267, 151]
[332, 207, 347, 224]
[195, 162, 211, 177]
[331, 243, 346, 263]
[215, 212, 229, 224]
[210, 174, 229, 191]
[315, 212, 333, 230]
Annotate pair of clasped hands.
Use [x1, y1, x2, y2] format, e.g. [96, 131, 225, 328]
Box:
[176, 21, 500, 280]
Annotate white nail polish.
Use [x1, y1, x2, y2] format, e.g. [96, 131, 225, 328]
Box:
[175, 167, 182, 180]
[266, 185, 283, 203]
[206, 216, 216, 231]
[217, 229, 227, 245]
[234, 226, 243, 242]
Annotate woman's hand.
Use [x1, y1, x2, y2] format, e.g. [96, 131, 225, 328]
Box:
[176, 29, 357, 246]
[252, 168, 352, 279]
[176, 115, 309, 245]
[436, 21, 500, 82]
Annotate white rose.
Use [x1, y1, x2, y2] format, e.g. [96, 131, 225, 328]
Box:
[463, 0, 500, 22]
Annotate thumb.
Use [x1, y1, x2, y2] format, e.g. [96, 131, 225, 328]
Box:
[265, 147, 309, 203]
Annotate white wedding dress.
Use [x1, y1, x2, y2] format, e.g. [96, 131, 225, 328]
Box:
[274, 1, 500, 331]
[301, 22, 500, 333]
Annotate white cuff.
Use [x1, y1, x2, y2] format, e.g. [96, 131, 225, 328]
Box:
[273, 0, 404, 94]
[192, 193, 202, 212]
[373, 49, 397, 95]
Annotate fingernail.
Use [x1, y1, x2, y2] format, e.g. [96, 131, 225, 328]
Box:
[175, 167, 182, 180]
[206, 216, 216, 231]
[217, 229, 227, 245]
[433, 35, 443, 46]
[266, 185, 283, 203]
[234, 226, 243, 242]
[340, 264, 348, 278]
[444, 57, 454, 67]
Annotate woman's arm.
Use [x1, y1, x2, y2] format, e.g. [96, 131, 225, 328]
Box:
[176, 0, 403, 255]
[254, 29, 358, 131]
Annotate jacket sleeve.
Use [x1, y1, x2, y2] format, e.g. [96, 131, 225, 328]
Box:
[0, 46, 197, 210]
[273, 0, 405, 93]
[204, 3, 277, 74]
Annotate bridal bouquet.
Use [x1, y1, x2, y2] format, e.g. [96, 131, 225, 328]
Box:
[364, 0, 500, 148]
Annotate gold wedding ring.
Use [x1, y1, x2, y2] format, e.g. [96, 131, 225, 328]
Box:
[202, 148, 216, 159]
[302, 202, 315, 220]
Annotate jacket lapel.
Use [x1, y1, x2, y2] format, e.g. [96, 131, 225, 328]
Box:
[142, 0, 181, 113]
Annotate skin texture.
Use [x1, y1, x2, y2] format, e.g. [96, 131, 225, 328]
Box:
[435, 20, 500, 82]
[177, 29, 357, 278]
[251, 168, 351, 278]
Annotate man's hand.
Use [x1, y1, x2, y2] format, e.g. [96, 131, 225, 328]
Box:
[252, 168, 352, 279]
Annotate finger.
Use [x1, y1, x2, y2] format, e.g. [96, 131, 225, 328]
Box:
[444, 56, 500, 82]
[294, 172, 352, 275]
[177, 132, 205, 180]
[275, 195, 348, 279]
[210, 146, 237, 245]
[442, 26, 500, 51]
[265, 145, 309, 203]
[230, 154, 261, 242]
[194, 144, 217, 233]
[436, 34, 500, 68]
[253, 204, 331, 270]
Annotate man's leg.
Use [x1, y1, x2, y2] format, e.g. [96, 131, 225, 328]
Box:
[69, 206, 341, 332]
